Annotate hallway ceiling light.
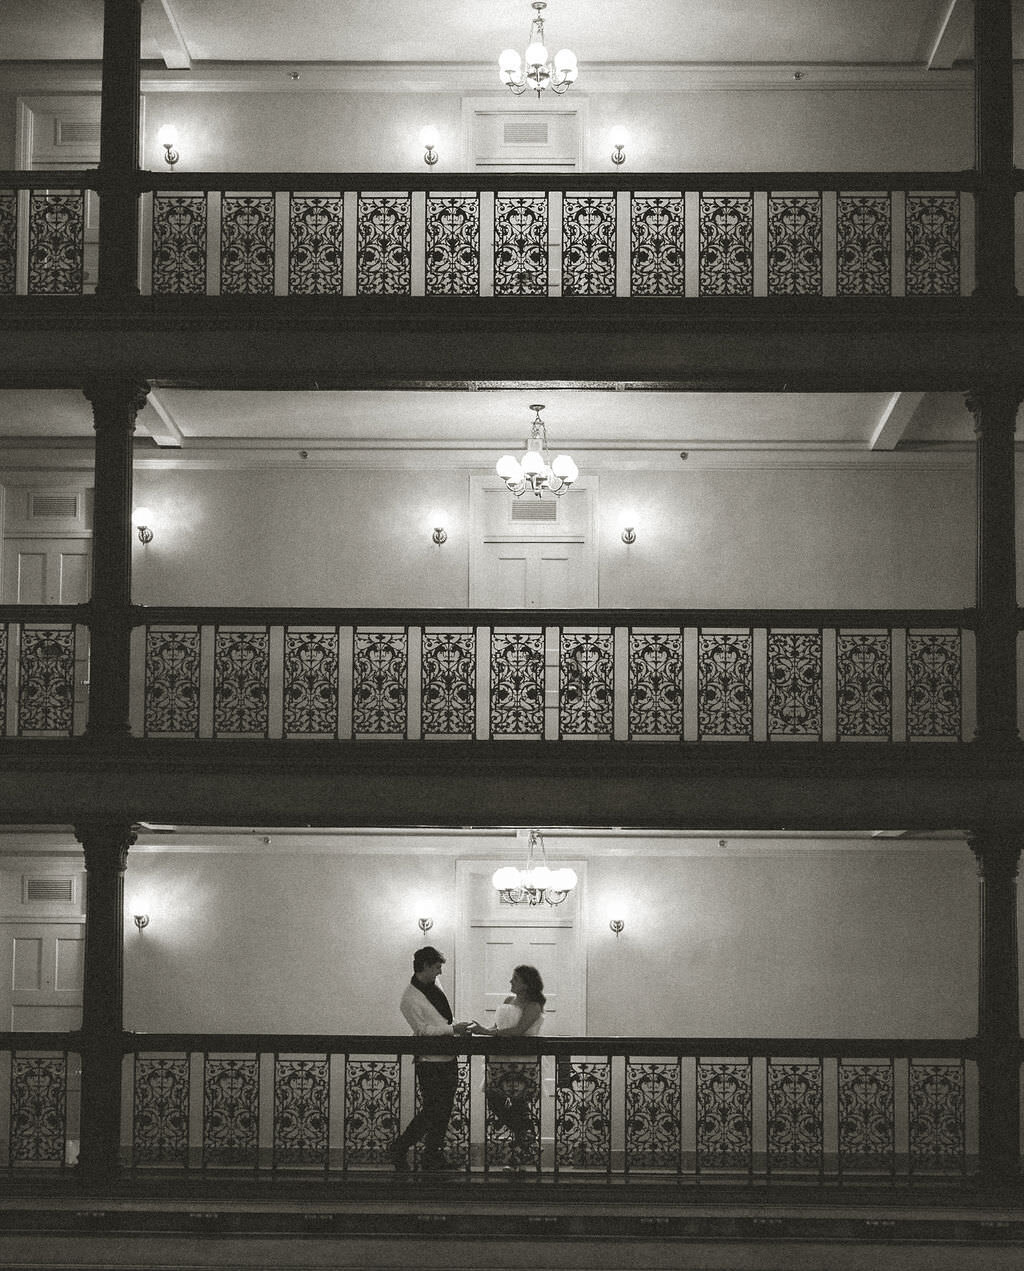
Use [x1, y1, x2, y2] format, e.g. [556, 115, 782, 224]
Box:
[496, 404, 579, 498]
[492, 829, 577, 906]
[499, 2, 578, 97]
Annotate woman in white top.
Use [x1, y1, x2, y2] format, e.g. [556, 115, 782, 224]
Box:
[475, 965, 545, 1169]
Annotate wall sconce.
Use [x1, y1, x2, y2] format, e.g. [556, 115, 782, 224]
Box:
[608, 910, 625, 938]
[621, 524, 636, 545]
[133, 911, 150, 931]
[420, 125, 439, 166]
[132, 506, 154, 544]
[418, 916, 434, 934]
[609, 125, 628, 166]
[156, 124, 180, 167]
[428, 512, 448, 545]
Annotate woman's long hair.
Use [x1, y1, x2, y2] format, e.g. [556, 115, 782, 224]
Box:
[514, 964, 546, 1007]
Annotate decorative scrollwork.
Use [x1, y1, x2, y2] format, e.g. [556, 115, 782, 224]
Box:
[28, 191, 84, 295]
[203, 1058, 260, 1167]
[909, 1062, 964, 1173]
[426, 195, 480, 295]
[906, 631, 961, 739]
[628, 631, 684, 738]
[838, 1062, 894, 1174]
[274, 1058, 329, 1167]
[213, 629, 270, 736]
[697, 1062, 752, 1171]
[421, 631, 476, 737]
[699, 195, 753, 295]
[0, 191, 16, 294]
[767, 1062, 823, 1172]
[562, 195, 616, 295]
[556, 1060, 611, 1169]
[631, 195, 685, 296]
[0, 623, 7, 734]
[152, 194, 208, 295]
[698, 632, 753, 738]
[837, 194, 891, 295]
[345, 1059, 400, 1166]
[559, 632, 613, 737]
[357, 195, 411, 294]
[289, 195, 344, 294]
[353, 630, 407, 736]
[905, 194, 960, 296]
[221, 194, 275, 295]
[768, 195, 822, 295]
[625, 1061, 680, 1171]
[133, 1057, 189, 1165]
[284, 630, 339, 736]
[490, 631, 545, 737]
[10, 1056, 66, 1165]
[494, 195, 548, 295]
[768, 631, 822, 738]
[837, 632, 892, 739]
[144, 628, 200, 736]
[19, 627, 75, 735]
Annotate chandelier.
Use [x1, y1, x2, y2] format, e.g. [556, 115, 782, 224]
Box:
[492, 829, 578, 906]
[496, 404, 579, 498]
[499, 2, 578, 97]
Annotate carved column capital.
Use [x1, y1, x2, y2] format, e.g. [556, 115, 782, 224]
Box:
[74, 822, 137, 873]
[84, 379, 151, 427]
[968, 830, 1022, 880]
[964, 387, 1022, 433]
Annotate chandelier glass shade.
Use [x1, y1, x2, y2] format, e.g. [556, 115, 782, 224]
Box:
[492, 829, 578, 906]
[499, 1, 578, 97]
[496, 404, 579, 498]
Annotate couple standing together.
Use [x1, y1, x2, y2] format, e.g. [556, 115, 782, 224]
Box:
[391, 944, 545, 1172]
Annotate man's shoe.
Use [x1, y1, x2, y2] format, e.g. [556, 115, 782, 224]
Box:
[389, 1142, 409, 1172]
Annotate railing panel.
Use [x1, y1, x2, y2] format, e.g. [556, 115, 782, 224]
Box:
[0, 1044, 80, 1173]
[0, 620, 86, 738]
[128, 617, 971, 744]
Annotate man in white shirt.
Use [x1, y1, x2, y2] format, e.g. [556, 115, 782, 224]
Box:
[392, 946, 473, 1171]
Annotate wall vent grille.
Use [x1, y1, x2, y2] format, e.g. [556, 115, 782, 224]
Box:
[510, 499, 558, 522]
[504, 119, 549, 145]
[29, 492, 79, 520]
[56, 120, 101, 146]
[24, 876, 75, 903]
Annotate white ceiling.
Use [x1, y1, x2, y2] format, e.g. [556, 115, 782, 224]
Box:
[0, 0, 988, 69]
[0, 389, 976, 462]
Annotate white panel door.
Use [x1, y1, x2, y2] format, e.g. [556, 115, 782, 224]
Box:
[0, 922, 84, 1030]
[473, 542, 588, 609]
[2, 538, 91, 603]
[473, 923, 579, 1035]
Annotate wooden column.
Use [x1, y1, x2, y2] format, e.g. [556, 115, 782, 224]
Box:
[967, 388, 1020, 743]
[973, 0, 1016, 298]
[969, 831, 1022, 1187]
[84, 378, 149, 738]
[96, 0, 143, 297]
[75, 821, 136, 1189]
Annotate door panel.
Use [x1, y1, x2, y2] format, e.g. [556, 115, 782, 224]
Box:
[2, 538, 91, 603]
[0, 922, 84, 1030]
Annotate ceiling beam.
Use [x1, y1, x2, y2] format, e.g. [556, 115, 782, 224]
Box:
[869, 391, 925, 450]
[926, 0, 971, 70]
[143, 0, 192, 71]
[143, 388, 184, 447]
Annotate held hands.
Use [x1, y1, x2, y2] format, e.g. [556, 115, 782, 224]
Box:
[453, 1020, 474, 1035]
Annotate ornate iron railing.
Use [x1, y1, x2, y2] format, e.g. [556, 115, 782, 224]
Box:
[0, 1037, 80, 1171]
[0, 171, 976, 299]
[128, 608, 972, 743]
[118, 1035, 977, 1181]
[0, 616, 88, 738]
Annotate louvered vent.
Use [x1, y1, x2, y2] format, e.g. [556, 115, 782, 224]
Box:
[511, 499, 558, 522]
[56, 120, 101, 146]
[25, 876, 75, 903]
[29, 492, 79, 520]
[504, 119, 549, 145]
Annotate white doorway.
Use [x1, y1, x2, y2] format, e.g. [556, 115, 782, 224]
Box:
[469, 476, 598, 609]
[0, 921, 84, 1031]
[1, 538, 91, 605]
